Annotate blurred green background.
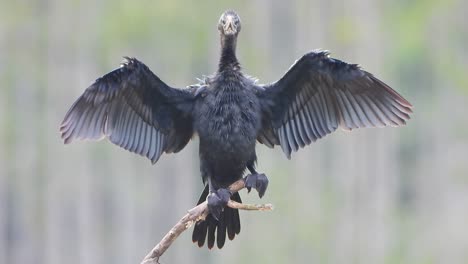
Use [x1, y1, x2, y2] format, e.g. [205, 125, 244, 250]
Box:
[1, 0, 468, 263]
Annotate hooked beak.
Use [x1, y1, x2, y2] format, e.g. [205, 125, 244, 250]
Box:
[223, 16, 237, 35]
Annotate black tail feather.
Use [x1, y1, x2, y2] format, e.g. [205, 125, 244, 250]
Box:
[216, 211, 227, 248]
[192, 185, 241, 249]
[207, 218, 216, 249]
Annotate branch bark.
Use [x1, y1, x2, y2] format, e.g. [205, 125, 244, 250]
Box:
[140, 176, 273, 264]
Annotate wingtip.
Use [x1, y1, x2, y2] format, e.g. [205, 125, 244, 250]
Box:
[59, 120, 71, 133]
[397, 96, 413, 109]
[404, 100, 414, 109]
[151, 157, 159, 165]
[63, 136, 72, 144]
[372, 74, 414, 109]
[59, 123, 73, 144]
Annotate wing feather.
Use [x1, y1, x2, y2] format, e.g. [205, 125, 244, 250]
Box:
[60, 58, 194, 163]
[256, 50, 413, 157]
[296, 109, 310, 145]
[301, 102, 318, 142]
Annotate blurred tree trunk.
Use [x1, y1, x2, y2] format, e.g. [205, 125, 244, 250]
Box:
[0, 24, 7, 263]
[45, 1, 85, 263]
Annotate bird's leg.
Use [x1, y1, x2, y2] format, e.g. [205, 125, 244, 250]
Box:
[207, 178, 231, 221]
[245, 165, 269, 198]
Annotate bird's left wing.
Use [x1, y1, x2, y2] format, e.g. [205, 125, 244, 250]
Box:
[256, 50, 413, 158]
[60, 57, 195, 164]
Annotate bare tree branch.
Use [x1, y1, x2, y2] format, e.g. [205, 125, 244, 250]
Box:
[140, 176, 273, 264]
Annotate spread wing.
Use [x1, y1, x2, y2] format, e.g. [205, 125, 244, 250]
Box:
[256, 50, 413, 158]
[60, 57, 195, 163]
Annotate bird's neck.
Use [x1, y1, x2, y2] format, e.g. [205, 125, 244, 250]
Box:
[218, 34, 240, 72]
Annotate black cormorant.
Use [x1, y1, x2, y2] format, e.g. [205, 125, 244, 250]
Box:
[60, 10, 413, 249]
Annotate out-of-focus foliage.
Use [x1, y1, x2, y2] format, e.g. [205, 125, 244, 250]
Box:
[1, 0, 468, 264]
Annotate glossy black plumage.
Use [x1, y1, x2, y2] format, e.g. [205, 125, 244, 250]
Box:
[192, 186, 241, 249]
[60, 10, 412, 249]
[60, 57, 194, 163]
[256, 51, 413, 158]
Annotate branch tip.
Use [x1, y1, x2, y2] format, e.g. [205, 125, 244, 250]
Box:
[140, 176, 273, 264]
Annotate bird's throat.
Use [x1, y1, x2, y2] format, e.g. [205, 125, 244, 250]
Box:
[219, 34, 239, 72]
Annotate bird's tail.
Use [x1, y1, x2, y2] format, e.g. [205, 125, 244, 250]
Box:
[192, 185, 241, 249]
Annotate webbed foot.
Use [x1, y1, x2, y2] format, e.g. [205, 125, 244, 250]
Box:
[207, 188, 231, 221]
[244, 173, 269, 198]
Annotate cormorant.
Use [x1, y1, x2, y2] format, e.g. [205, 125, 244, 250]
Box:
[60, 10, 413, 249]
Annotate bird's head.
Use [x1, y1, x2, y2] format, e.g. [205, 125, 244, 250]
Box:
[218, 10, 241, 36]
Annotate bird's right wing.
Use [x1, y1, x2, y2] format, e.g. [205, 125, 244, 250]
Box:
[60, 57, 195, 164]
[256, 50, 413, 158]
